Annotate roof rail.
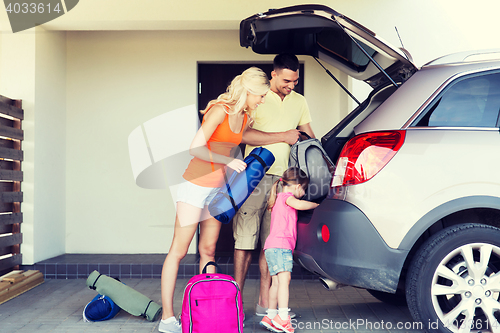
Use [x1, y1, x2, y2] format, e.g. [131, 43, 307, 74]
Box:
[425, 49, 500, 66]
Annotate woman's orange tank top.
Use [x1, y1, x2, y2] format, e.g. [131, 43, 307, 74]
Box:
[183, 105, 248, 187]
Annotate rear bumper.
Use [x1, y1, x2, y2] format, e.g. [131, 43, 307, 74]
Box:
[295, 199, 409, 293]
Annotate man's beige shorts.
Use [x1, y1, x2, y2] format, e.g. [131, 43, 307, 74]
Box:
[233, 174, 281, 250]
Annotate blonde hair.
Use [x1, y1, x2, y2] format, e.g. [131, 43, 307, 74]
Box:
[201, 67, 270, 118]
[267, 167, 310, 211]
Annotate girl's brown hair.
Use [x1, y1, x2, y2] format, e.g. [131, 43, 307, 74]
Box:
[267, 167, 309, 211]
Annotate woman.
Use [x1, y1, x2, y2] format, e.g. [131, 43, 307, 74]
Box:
[159, 67, 270, 333]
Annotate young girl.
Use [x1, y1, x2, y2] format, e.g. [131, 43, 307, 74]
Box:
[159, 67, 270, 333]
[260, 167, 319, 333]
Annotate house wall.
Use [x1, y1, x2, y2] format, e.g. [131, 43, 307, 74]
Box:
[34, 29, 67, 262]
[0, 29, 67, 263]
[64, 30, 345, 255]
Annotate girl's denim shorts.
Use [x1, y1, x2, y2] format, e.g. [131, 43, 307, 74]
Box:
[264, 248, 293, 276]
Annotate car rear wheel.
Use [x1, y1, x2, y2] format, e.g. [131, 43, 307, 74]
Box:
[406, 223, 500, 333]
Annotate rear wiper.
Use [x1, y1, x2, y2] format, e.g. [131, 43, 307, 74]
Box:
[313, 57, 361, 106]
[336, 21, 399, 89]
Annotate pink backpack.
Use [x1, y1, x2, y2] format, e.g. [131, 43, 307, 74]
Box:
[181, 262, 243, 333]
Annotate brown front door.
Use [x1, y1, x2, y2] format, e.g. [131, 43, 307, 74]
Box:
[197, 62, 304, 256]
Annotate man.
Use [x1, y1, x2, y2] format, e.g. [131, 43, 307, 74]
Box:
[233, 54, 315, 317]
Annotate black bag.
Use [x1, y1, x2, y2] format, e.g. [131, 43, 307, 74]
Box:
[288, 132, 335, 200]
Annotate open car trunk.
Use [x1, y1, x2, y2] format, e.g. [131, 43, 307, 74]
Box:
[240, 4, 417, 163]
[240, 4, 416, 89]
[240, 4, 418, 196]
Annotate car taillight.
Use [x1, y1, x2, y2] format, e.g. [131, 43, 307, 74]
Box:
[331, 131, 405, 187]
[321, 224, 330, 243]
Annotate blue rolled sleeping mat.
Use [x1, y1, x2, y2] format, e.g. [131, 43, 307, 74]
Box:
[209, 147, 275, 223]
[86, 270, 162, 322]
[83, 294, 121, 322]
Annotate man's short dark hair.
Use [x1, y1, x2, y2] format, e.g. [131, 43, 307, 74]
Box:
[273, 53, 299, 72]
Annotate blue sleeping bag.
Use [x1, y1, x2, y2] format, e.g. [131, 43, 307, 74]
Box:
[83, 294, 121, 322]
[209, 147, 275, 223]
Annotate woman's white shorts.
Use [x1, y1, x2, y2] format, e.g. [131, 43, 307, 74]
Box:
[176, 181, 219, 209]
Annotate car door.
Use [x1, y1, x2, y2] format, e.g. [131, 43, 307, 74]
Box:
[365, 69, 500, 249]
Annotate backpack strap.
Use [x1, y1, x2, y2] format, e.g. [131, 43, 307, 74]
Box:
[222, 169, 239, 214]
[297, 143, 310, 173]
[298, 131, 312, 140]
[248, 153, 270, 173]
[202, 261, 222, 274]
[89, 273, 102, 290]
[222, 192, 238, 214]
[141, 300, 153, 318]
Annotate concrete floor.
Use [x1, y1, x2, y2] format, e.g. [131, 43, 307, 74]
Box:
[0, 277, 424, 333]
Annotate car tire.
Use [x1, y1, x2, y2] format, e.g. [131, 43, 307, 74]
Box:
[406, 223, 500, 333]
[367, 289, 407, 306]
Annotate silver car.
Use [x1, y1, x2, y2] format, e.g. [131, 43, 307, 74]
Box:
[241, 4, 500, 333]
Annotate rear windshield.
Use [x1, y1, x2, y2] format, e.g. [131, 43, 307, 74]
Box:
[413, 71, 500, 128]
[316, 28, 376, 72]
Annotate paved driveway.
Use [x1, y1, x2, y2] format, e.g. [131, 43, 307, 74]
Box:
[0, 278, 424, 332]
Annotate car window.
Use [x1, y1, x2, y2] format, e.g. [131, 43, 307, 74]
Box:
[317, 28, 376, 71]
[414, 72, 500, 127]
